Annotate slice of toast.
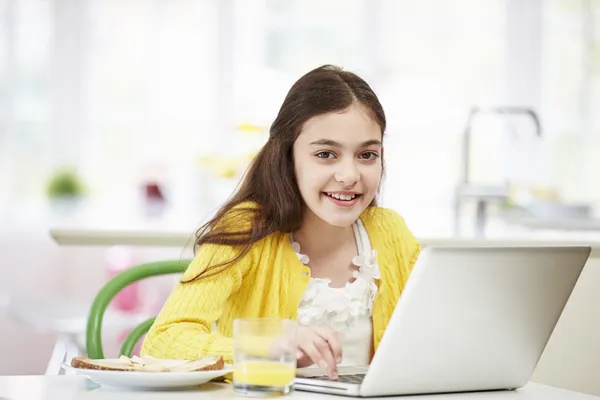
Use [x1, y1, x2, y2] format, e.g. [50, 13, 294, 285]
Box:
[168, 356, 225, 372]
[70, 355, 224, 373]
[71, 357, 140, 371]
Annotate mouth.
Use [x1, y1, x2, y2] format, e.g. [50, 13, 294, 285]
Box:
[322, 192, 362, 208]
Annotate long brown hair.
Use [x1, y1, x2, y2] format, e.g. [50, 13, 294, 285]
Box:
[183, 64, 386, 282]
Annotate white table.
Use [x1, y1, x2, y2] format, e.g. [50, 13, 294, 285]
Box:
[0, 376, 599, 400]
[50, 226, 197, 247]
[48, 203, 600, 248]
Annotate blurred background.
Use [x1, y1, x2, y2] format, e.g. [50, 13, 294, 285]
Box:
[1, 0, 600, 393]
[1, 0, 600, 237]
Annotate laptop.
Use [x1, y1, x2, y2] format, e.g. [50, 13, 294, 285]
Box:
[294, 245, 591, 397]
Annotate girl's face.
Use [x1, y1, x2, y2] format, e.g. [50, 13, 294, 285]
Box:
[293, 103, 383, 228]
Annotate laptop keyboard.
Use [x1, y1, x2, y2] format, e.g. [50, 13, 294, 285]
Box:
[310, 374, 366, 384]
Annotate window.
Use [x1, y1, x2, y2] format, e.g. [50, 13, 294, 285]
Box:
[231, 0, 369, 128]
[85, 0, 219, 196]
[378, 0, 507, 133]
[1, 0, 600, 228]
[0, 0, 52, 207]
[542, 0, 589, 134]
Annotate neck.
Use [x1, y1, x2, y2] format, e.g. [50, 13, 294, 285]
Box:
[293, 210, 355, 260]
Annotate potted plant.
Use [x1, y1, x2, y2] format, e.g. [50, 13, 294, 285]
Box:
[46, 167, 86, 214]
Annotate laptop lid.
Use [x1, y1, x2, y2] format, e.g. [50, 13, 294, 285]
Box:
[360, 245, 590, 397]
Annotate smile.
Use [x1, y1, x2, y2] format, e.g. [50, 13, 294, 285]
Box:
[322, 192, 362, 208]
[325, 192, 359, 201]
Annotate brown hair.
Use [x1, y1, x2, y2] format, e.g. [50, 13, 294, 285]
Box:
[183, 64, 386, 282]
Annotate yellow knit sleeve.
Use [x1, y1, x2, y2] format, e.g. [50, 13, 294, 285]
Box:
[141, 243, 247, 363]
[378, 208, 421, 276]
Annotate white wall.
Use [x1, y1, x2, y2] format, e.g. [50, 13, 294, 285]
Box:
[0, 227, 63, 374]
[532, 250, 600, 396]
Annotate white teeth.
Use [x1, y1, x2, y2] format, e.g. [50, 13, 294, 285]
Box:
[326, 193, 357, 201]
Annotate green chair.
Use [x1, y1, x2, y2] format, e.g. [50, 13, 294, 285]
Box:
[86, 259, 191, 359]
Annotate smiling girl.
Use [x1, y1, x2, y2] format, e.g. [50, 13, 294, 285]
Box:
[141, 65, 421, 380]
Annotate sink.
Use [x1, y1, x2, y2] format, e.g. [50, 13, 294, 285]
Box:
[525, 202, 592, 220]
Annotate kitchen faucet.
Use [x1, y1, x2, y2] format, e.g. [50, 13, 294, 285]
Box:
[454, 106, 542, 237]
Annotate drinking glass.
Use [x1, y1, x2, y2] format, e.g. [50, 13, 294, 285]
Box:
[233, 318, 297, 397]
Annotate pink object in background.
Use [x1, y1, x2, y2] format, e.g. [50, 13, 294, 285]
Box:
[106, 246, 140, 312]
[142, 181, 168, 217]
[139, 275, 180, 315]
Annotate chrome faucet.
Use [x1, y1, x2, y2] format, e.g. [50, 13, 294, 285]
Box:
[454, 107, 542, 237]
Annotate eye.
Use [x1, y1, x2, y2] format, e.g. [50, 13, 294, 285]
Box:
[359, 151, 379, 160]
[315, 151, 335, 159]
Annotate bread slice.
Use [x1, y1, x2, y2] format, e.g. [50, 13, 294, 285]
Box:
[71, 357, 140, 371]
[168, 356, 225, 372]
[70, 355, 224, 373]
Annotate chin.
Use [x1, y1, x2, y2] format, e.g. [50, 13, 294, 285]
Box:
[304, 192, 375, 227]
[318, 216, 357, 228]
[316, 203, 369, 227]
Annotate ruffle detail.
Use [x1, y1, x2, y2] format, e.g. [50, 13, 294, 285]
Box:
[293, 237, 380, 334]
[291, 241, 310, 264]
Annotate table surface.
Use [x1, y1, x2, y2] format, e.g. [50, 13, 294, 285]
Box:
[1, 376, 599, 400]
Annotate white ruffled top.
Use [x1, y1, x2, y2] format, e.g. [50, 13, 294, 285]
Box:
[292, 219, 379, 366]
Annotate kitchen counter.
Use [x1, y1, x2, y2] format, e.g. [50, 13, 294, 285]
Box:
[49, 224, 600, 251]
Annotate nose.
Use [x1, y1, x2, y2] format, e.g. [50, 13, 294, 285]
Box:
[334, 160, 360, 187]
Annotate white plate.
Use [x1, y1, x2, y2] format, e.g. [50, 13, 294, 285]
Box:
[62, 359, 233, 390]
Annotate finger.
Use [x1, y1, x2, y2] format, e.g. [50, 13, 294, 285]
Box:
[298, 341, 323, 369]
[312, 327, 343, 364]
[296, 351, 313, 368]
[300, 337, 338, 379]
[269, 337, 295, 358]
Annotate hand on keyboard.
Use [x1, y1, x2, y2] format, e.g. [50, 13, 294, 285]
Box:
[296, 325, 343, 379]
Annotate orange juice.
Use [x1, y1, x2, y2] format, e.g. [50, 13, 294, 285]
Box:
[234, 361, 296, 387]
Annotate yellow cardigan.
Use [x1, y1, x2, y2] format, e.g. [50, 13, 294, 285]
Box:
[141, 206, 420, 363]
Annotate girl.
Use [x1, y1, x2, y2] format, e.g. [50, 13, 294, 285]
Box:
[141, 65, 420, 379]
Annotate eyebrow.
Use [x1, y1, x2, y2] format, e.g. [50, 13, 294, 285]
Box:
[309, 139, 382, 148]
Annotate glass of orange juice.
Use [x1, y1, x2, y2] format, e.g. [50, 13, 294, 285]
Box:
[233, 318, 297, 397]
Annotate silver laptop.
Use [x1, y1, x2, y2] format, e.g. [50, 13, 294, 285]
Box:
[294, 245, 591, 397]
